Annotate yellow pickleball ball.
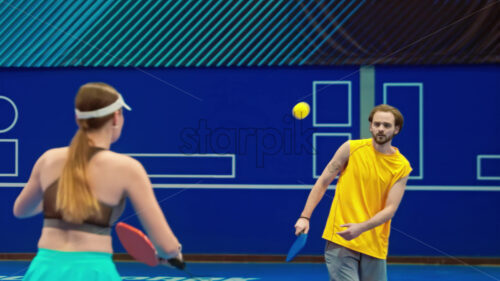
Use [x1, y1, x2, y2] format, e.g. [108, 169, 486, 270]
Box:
[292, 102, 310, 120]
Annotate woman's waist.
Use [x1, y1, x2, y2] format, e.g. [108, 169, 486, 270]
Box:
[38, 222, 113, 253]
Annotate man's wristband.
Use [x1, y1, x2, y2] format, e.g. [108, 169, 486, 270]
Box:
[299, 216, 310, 221]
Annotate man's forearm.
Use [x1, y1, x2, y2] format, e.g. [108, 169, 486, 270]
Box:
[360, 206, 396, 232]
[301, 180, 330, 218]
[360, 179, 407, 232]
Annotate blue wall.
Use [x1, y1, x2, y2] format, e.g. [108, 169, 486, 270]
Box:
[0, 66, 499, 257]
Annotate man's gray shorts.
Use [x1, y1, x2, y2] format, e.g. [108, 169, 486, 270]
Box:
[324, 241, 387, 281]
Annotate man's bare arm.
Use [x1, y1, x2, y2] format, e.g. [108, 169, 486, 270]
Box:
[295, 141, 350, 234]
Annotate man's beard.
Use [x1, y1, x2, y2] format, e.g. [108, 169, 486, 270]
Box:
[372, 132, 395, 145]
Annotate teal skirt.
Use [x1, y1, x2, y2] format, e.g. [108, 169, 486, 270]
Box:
[23, 248, 121, 281]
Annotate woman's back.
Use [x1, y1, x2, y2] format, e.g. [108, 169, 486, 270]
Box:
[37, 146, 132, 253]
[14, 82, 182, 280]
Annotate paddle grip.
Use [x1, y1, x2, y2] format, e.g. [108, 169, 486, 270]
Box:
[165, 258, 186, 270]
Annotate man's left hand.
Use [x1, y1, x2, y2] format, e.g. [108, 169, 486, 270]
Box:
[337, 223, 365, 241]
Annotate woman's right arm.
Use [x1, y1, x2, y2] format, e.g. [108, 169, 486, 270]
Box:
[13, 152, 45, 218]
[124, 156, 182, 259]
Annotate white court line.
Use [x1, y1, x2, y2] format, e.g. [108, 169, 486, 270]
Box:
[126, 153, 235, 178]
[312, 81, 352, 127]
[312, 133, 352, 179]
[1, 183, 499, 191]
[0, 96, 18, 133]
[383, 82, 424, 180]
[0, 139, 18, 177]
[477, 155, 500, 180]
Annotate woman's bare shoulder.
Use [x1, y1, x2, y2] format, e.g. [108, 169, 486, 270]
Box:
[39, 147, 68, 165]
[94, 150, 143, 170]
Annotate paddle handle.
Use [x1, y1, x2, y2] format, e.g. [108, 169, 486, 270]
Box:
[159, 257, 186, 270]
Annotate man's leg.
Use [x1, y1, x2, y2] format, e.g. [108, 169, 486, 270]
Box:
[359, 253, 387, 281]
[324, 241, 361, 281]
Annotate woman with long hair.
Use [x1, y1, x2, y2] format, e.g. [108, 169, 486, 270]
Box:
[14, 82, 182, 280]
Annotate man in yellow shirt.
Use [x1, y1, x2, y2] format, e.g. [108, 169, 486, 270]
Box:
[295, 104, 412, 281]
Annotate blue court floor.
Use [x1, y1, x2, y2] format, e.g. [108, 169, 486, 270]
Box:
[0, 261, 499, 280]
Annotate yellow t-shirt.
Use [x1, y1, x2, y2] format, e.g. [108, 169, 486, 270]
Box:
[322, 138, 412, 259]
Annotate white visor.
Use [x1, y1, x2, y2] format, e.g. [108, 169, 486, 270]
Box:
[75, 94, 131, 119]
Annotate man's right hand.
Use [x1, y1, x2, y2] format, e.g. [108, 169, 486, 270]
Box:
[294, 217, 310, 235]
